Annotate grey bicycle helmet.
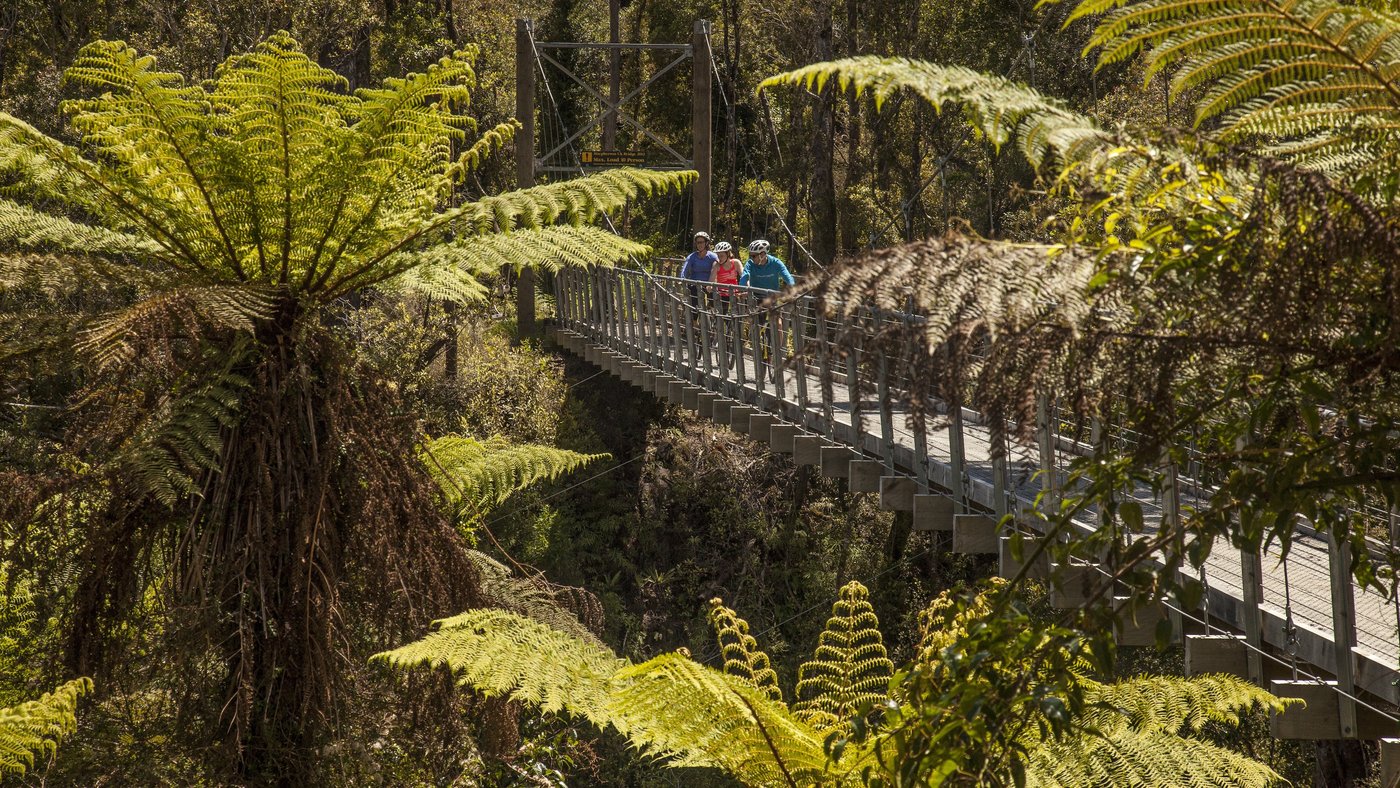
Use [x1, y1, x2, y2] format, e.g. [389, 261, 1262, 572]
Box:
[713, 241, 733, 253]
[694, 231, 712, 242]
[747, 239, 770, 254]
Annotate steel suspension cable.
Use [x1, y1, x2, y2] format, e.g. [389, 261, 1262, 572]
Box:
[703, 31, 825, 272]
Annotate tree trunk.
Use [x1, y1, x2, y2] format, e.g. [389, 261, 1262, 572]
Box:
[838, 0, 863, 255]
[1313, 740, 1370, 787]
[189, 302, 480, 782]
[809, 0, 838, 266]
[442, 0, 459, 43]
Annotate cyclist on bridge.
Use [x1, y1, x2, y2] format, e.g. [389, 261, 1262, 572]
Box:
[739, 239, 794, 382]
[679, 231, 718, 311]
[712, 241, 741, 309]
[738, 239, 795, 293]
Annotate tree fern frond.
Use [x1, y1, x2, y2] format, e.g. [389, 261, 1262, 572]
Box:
[435, 168, 695, 237]
[380, 225, 651, 303]
[0, 678, 92, 775]
[1026, 724, 1286, 788]
[381, 259, 489, 304]
[1078, 673, 1293, 736]
[78, 285, 274, 374]
[61, 40, 237, 263]
[760, 57, 1101, 166]
[116, 338, 254, 504]
[609, 653, 831, 784]
[204, 31, 359, 278]
[372, 608, 620, 717]
[0, 198, 163, 258]
[0, 253, 131, 295]
[446, 121, 519, 183]
[792, 581, 893, 732]
[708, 598, 784, 703]
[0, 121, 101, 213]
[466, 550, 606, 645]
[419, 434, 608, 520]
[1068, 0, 1400, 178]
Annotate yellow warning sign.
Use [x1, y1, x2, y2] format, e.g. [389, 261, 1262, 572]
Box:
[580, 150, 647, 166]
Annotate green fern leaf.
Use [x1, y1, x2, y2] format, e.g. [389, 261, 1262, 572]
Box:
[708, 598, 784, 703]
[419, 434, 608, 521]
[0, 678, 93, 775]
[610, 653, 831, 783]
[792, 580, 894, 732]
[373, 608, 620, 717]
[760, 57, 1103, 168]
[1068, 0, 1400, 179]
[376, 609, 840, 786]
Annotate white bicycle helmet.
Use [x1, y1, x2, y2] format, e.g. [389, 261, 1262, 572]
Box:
[713, 241, 733, 253]
[693, 231, 711, 242]
[748, 239, 770, 254]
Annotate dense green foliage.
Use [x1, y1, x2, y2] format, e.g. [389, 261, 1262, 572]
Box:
[380, 582, 1288, 786]
[1, 0, 1394, 783]
[0, 678, 91, 775]
[0, 28, 684, 783]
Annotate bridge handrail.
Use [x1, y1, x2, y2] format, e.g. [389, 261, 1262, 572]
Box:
[580, 266, 1397, 554]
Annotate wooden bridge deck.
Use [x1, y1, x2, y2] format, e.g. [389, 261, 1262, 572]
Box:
[551, 266, 1400, 727]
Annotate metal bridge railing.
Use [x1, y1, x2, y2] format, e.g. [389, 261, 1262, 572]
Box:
[553, 263, 1400, 727]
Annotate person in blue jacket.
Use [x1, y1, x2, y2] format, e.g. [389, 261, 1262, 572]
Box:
[739, 239, 794, 380]
[679, 230, 718, 312]
[738, 239, 795, 292]
[678, 231, 717, 362]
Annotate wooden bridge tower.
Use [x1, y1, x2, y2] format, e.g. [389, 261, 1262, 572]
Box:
[513, 17, 712, 336]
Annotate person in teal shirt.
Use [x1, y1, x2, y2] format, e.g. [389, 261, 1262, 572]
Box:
[738, 239, 794, 382]
[739, 239, 795, 292]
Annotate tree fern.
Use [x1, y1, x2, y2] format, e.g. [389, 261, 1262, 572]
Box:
[0, 678, 92, 775]
[419, 434, 608, 522]
[792, 581, 893, 732]
[0, 31, 689, 778]
[1066, 0, 1400, 182]
[1026, 674, 1291, 787]
[374, 609, 837, 786]
[708, 598, 783, 703]
[0, 34, 690, 296]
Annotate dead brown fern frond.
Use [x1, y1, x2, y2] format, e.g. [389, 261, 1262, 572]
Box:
[798, 236, 1104, 441]
[77, 285, 275, 375]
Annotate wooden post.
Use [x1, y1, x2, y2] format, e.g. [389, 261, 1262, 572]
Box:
[817, 309, 835, 435]
[1240, 547, 1266, 685]
[992, 421, 1009, 518]
[691, 21, 712, 234]
[795, 301, 810, 411]
[948, 397, 967, 514]
[1036, 393, 1056, 505]
[604, 0, 620, 150]
[847, 309, 864, 452]
[1380, 739, 1400, 788]
[515, 19, 537, 338]
[877, 348, 895, 472]
[1328, 531, 1360, 738]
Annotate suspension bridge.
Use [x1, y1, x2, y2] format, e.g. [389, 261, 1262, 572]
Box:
[513, 15, 1400, 775]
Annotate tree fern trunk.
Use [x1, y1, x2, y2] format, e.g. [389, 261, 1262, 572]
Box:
[185, 301, 482, 783]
